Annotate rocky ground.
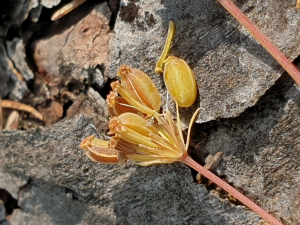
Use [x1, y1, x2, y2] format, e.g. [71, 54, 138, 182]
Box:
[1, 0, 300, 224]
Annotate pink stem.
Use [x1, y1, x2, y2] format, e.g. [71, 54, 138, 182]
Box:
[216, 0, 300, 86]
[181, 156, 283, 225]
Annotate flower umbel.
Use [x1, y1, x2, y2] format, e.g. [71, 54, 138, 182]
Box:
[79, 21, 283, 225]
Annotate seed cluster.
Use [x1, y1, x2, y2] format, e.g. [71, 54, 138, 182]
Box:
[80, 21, 198, 166]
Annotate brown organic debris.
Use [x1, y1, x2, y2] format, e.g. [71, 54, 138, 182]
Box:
[1, 100, 44, 121]
[196, 151, 223, 184]
[38, 101, 63, 126]
[51, 0, 87, 21]
[33, 2, 111, 87]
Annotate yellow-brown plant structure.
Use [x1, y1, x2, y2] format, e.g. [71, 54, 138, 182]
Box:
[80, 21, 282, 225]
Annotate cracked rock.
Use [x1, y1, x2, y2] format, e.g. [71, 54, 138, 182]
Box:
[0, 115, 261, 224]
[107, 0, 300, 123]
[0, 42, 28, 100]
[66, 88, 108, 132]
[197, 74, 300, 225]
[6, 38, 34, 82]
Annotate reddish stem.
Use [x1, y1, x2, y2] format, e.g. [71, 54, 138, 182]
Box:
[216, 0, 300, 86]
[181, 156, 283, 225]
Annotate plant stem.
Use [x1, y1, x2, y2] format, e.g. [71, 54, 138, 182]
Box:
[216, 0, 300, 86]
[181, 156, 283, 225]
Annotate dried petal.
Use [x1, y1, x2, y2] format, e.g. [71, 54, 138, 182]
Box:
[106, 91, 139, 117]
[108, 116, 157, 148]
[109, 137, 137, 154]
[80, 135, 119, 163]
[118, 113, 159, 136]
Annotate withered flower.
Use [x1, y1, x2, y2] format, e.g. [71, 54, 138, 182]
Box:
[79, 20, 282, 225]
[108, 112, 194, 166]
[80, 135, 119, 164]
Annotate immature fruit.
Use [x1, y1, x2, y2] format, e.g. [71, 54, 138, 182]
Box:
[117, 65, 162, 112]
[163, 56, 197, 107]
[155, 21, 197, 108]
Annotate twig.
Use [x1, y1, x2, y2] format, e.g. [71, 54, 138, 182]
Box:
[51, 0, 87, 21]
[216, 0, 300, 86]
[4, 111, 20, 130]
[2, 100, 44, 121]
[182, 156, 283, 225]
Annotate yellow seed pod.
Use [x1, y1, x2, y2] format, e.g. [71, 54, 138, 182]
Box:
[155, 21, 197, 107]
[117, 65, 162, 112]
[163, 56, 197, 107]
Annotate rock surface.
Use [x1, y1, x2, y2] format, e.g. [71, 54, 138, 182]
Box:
[1, 0, 300, 224]
[0, 42, 28, 100]
[6, 38, 34, 82]
[66, 88, 109, 132]
[194, 74, 300, 224]
[32, 2, 111, 87]
[107, 0, 300, 123]
[0, 115, 261, 225]
[1, 75, 300, 224]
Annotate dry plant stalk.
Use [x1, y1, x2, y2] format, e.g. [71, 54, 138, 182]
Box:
[51, 0, 87, 21]
[1, 100, 44, 121]
[217, 0, 300, 86]
[80, 21, 283, 225]
[297, 0, 300, 9]
[4, 111, 20, 130]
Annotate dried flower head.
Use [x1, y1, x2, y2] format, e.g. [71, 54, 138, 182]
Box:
[79, 20, 282, 225]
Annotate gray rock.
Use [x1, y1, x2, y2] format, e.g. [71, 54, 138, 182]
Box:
[0, 115, 261, 224]
[0, 0, 39, 36]
[0, 200, 6, 222]
[6, 38, 34, 82]
[195, 75, 300, 224]
[0, 42, 28, 100]
[66, 88, 109, 132]
[107, 0, 300, 123]
[10, 182, 86, 225]
[92, 68, 105, 88]
[29, 4, 43, 22]
[40, 0, 60, 8]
